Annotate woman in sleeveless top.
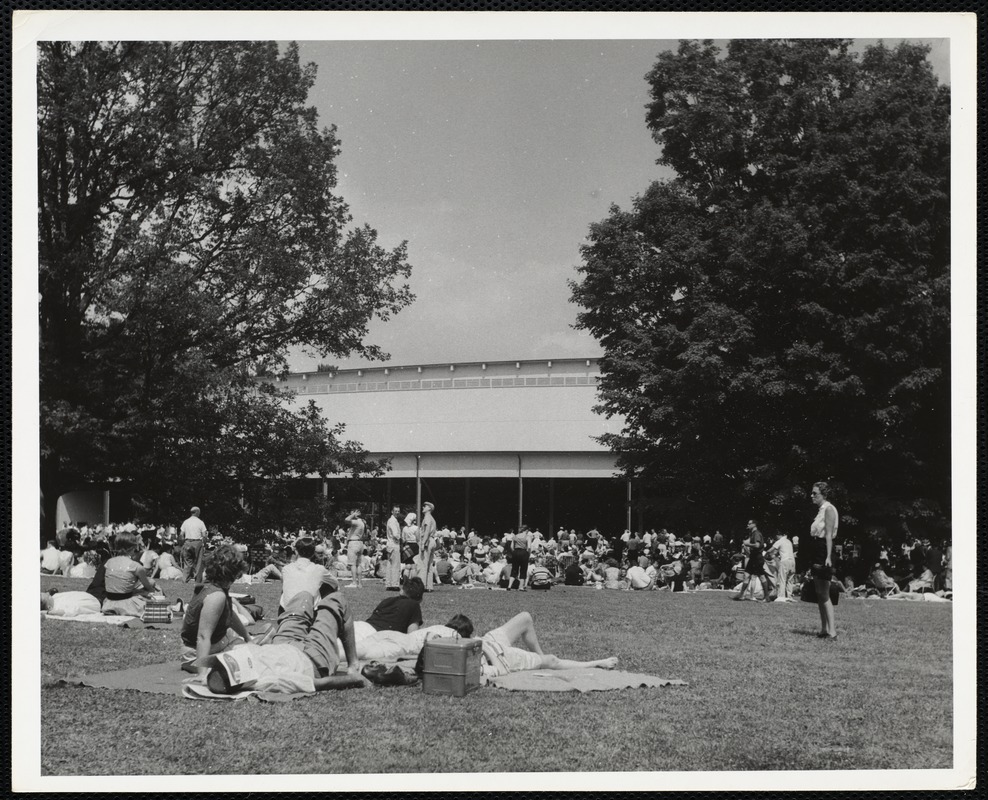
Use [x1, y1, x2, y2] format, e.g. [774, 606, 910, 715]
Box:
[809, 481, 839, 640]
[181, 544, 254, 679]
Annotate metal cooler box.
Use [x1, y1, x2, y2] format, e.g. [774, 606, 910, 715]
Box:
[421, 637, 482, 697]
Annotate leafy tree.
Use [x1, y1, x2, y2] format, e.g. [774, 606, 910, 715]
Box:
[39, 41, 412, 537]
[571, 40, 949, 540]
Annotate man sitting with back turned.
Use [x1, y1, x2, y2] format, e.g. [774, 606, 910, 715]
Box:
[279, 536, 337, 612]
[364, 577, 425, 634]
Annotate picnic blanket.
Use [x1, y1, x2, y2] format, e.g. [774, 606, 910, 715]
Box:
[486, 668, 687, 693]
[43, 612, 135, 626]
[59, 660, 312, 703]
[42, 612, 181, 629]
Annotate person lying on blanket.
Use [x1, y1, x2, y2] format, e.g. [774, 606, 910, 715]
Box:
[351, 618, 461, 661]
[40, 589, 101, 616]
[192, 589, 364, 694]
[446, 611, 619, 679]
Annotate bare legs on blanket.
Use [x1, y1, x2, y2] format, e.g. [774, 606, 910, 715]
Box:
[497, 612, 619, 671]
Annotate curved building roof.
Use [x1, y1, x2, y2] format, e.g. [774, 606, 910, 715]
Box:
[269, 358, 624, 479]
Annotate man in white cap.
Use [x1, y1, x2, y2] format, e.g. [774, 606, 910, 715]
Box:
[417, 501, 438, 590]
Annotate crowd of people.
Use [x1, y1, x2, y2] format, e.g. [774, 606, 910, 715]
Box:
[40, 517, 620, 695]
[42, 488, 951, 632]
[43, 498, 952, 603]
[40, 483, 952, 694]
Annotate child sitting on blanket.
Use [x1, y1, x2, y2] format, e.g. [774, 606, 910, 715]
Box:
[181, 545, 255, 676]
[193, 590, 364, 694]
[100, 532, 160, 617]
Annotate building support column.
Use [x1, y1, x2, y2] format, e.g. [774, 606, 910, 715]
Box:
[102, 490, 110, 526]
[636, 479, 645, 534]
[626, 478, 633, 533]
[517, 454, 523, 532]
[548, 477, 555, 536]
[415, 455, 422, 521]
[464, 477, 471, 532]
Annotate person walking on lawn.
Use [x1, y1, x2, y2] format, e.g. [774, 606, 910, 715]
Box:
[734, 519, 773, 601]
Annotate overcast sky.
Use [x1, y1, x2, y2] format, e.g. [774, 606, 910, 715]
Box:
[288, 38, 949, 372]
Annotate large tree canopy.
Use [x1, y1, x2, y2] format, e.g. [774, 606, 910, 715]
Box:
[571, 40, 950, 538]
[39, 41, 413, 535]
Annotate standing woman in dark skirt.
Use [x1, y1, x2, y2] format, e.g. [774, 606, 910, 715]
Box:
[809, 481, 839, 640]
[509, 525, 533, 591]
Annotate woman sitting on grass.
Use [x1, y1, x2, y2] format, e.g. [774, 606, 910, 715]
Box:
[67, 549, 100, 580]
[868, 563, 901, 596]
[100, 532, 160, 617]
[153, 543, 184, 581]
[181, 544, 255, 676]
[193, 589, 364, 694]
[601, 558, 627, 589]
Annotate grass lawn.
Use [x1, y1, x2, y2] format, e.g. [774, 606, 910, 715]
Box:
[39, 575, 952, 776]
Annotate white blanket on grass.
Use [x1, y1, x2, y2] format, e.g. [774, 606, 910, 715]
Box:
[43, 612, 135, 625]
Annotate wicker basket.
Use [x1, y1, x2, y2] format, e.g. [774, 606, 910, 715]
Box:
[142, 599, 173, 624]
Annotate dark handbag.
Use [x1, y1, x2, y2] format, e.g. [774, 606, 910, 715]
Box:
[800, 578, 840, 606]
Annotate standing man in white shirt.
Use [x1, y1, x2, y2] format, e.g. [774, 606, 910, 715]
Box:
[765, 529, 796, 601]
[180, 506, 208, 583]
[417, 502, 438, 591]
[384, 505, 402, 591]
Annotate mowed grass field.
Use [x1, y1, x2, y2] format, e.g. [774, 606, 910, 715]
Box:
[39, 575, 952, 775]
